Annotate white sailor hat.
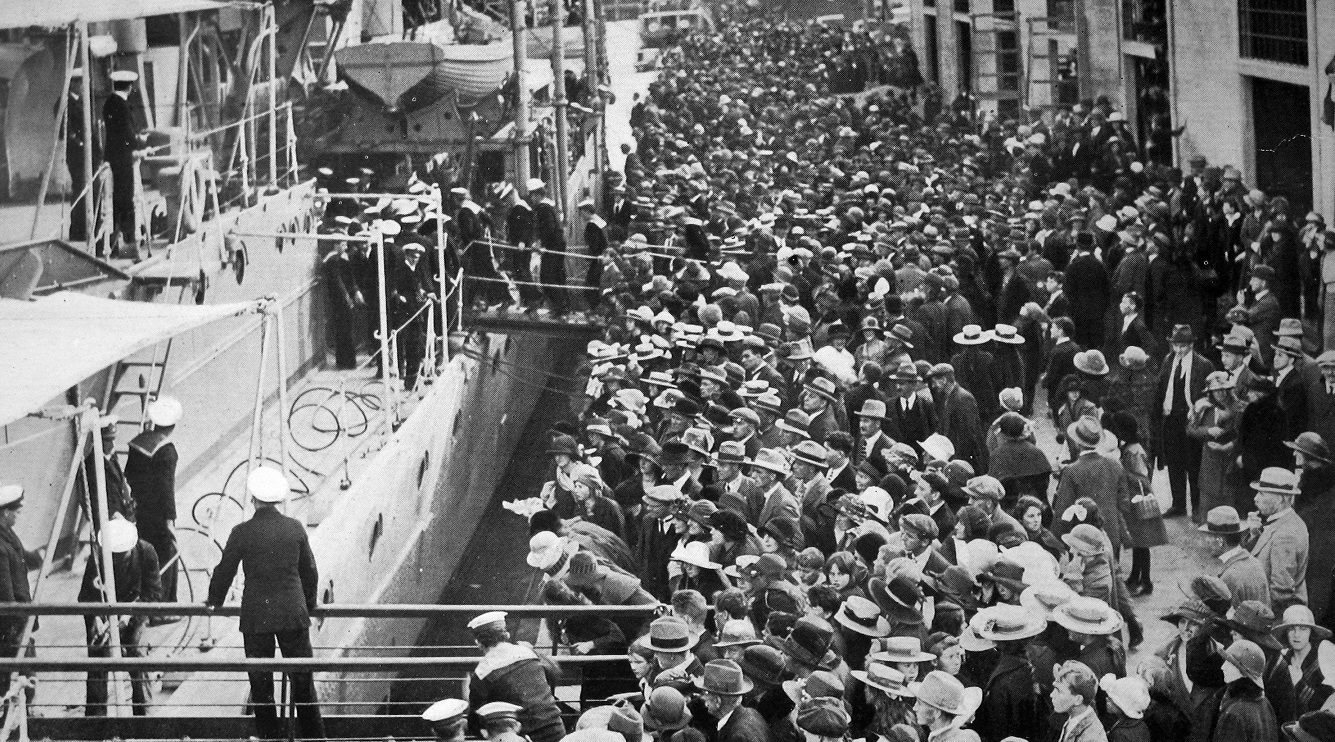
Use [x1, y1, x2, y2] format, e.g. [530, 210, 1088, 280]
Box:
[400, 213, 422, 225]
[247, 465, 289, 503]
[407, 180, 430, 194]
[110, 70, 139, 83]
[449, 187, 470, 197]
[148, 396, 183, 427]
[98, 413, 120, 429]
[376, 220, 402, 237]
[477, 701, 524, 722]
[105, 518, 138, 553]
[526, 177, 546, 192]
[0, 485, 23, 509]
[578, 198, 595, 210]
[421, 697, 469, 723]
[467, 611, 508, 632]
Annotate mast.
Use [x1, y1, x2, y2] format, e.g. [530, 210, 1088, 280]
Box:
[550, 0, 570, 221]
[580, 0, 601, 211]
[510, 0, 531, 194]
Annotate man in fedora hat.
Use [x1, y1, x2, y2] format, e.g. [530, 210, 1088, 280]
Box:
[1155, 324, 1215, 517]
[1237, 378, 1295, 512]
[645, 616, 704, 694]
[747, 449, 799, 533]
[713, 441, 764, 522]
[636, 485, 685, 600]
[884, 362, 937, 451]
[1307, 353, 1335, 451]
[1241, 265, 1283, 360]
[799, 377, 843, 446]
[1244, 468, 1310, 614]
[1200, 506, 1271, 608]
[698, 659, 768, 742]
[1273, 336, 1310, 438]
[1053, 417, 1130, 554]
[912, 671, 982, 742]
[1065, 232, 1112, 350]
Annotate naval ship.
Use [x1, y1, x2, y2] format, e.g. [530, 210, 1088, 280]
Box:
[0, 0, 604, 724]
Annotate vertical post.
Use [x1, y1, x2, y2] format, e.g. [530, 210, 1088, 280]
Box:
[245, 312, 272, 514]
[238, 115, 250, 202]
[89, 416, 124, 715]
[274, 302, 291, 516]
[286, 103, 297, 184]
[176, 14, 191, 127]
[550, 0, 570, 222]
[432, 186, 449, 350]
[510, 0, 531, 192]
[31, 34, 75, 240]
[374, 232, 395, 435]
[581, 0, 604, 212]
[79, 22, 95, 250]
[267, 4, 278, 187]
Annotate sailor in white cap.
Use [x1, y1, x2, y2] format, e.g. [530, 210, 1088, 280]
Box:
[422, 697, 469, 741]
[207, 465, 325, 739]
[578, 197, 608, 298]
[81, 413, 135, 532]
[0, 485, 38, 658]
[103, 69, 144, 255]
[528, 178, 569, 317]
[466, 610, 566, 742]
[126, 397, 182, 609]
[80, 518, 159, 716]
[476, 701, 525, 738]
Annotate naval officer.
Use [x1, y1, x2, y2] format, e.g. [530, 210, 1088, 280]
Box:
[207, 466, 324, 740]
[465, 611, 566, 742]
[126, 397, 180, 611]
[0, 485, 40, 658]
[102, 70, 143, 256]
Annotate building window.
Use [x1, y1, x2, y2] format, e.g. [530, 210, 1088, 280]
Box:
[1122, 0, 1166, 44]
[1238, 0, 1308, 66]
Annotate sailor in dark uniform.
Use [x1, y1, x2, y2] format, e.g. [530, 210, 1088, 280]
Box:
[207, 466, 324, 742]
[126, 396, 181, 609]
[102, 70, 142, 255]
[504, 183, 538, 308]
[80, 414, 135, 532]
[65, 69, 98, 243]
[454, 187, 501, 309]
[578, 198, 607, 306]
[421, 698, 469, 742]
[81, 519, 160, 716]
[349, 227, 385, 366]
[322, 233, 363, 369]
[390, 237, 436, 389]
[529, 178, 568, 317]
[465, 611, 565, 742]
[0, 485, 40, 659]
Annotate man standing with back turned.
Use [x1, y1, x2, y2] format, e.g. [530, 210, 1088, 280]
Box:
[207, 466, 323, 740]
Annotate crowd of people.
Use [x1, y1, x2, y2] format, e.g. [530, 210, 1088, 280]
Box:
[386, 12, 1335, 742]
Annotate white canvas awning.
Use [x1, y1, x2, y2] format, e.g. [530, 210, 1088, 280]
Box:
[0, 292, 260, 427]
[0, 0, 229, 30]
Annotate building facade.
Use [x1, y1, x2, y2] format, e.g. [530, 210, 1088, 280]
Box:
[903, 0, 1335, 215]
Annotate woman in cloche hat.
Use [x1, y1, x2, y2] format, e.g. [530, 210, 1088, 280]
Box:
[1274, 604, 1335, 714]
[1188, 370, 1243, 526]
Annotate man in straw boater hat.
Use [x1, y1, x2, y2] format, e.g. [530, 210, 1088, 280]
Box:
[697, 659, 768, 742]
[1199, 506, 1271, 608]
[1052, 596, 1126, 680]
[1242, 467, 1310, 614]
[464, 611, 565, 742]
[207, 466, 324, 740]
[911, 670, 984, 742]
[969, 604, 1046, 742]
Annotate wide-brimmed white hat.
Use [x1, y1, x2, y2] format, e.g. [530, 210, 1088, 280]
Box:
[247, 466, 289, 503]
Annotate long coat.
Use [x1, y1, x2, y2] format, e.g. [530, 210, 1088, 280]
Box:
[976, 651, 1041, 742]
[935, 383, 988, 471]
[1065, 252, 1112, 349]
[714, 705, 771, 742]
[952, 347, 1000, 423]
[1053, 451, 1131, 554]
[0, 522, 37, 653]
[207, 506, 318, 633]
[1156, 634, 1225, 742]
[1212, 680, 1277, 742]
[1218, 548, 1271, 607]
[1249, 507, 1309, 612]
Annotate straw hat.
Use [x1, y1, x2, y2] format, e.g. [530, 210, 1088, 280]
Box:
[748, 448, 792, 476]
[671, 541, 720, 570]
[1100, 674, 1151, 719]
[953, 324, 991, 345]
[715, 619, 761, 648]
[911, 670, 981, 719]
[970, 604, 1047, 641]
[1019, 580, 1078, 618]
[644, 616, 699, 652]
[1273, 605, 1333, 642]
[835, 595, 891, 638]
[868, 636, 935, 664]
[1052, 597, 1123, 635]
[1252, 467, 1301, 497]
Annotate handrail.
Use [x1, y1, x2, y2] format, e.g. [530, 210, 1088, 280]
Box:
[0, 655, 626, 673]
[0, 602, 659, 618]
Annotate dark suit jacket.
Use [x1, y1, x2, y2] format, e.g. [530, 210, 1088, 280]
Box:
[207, 506, 319, 633]
[1153, 351, 1216, 436]
[1247, 292, 1282, 357]
[101, 94, 136, 166]
[885, 396, 936, 447]
[1044, 339, 1082, 406]
[1065, 253, 1112, 347]
[935, 384, 988, 471]
[1276, 366, 1308, 439]
[713, 705, 770, 742]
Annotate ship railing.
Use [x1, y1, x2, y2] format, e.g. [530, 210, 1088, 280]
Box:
[0, 603, 658, 732]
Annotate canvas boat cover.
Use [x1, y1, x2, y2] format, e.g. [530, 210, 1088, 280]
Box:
[0, 0, 227, 30]
[0, 291, 258, 427]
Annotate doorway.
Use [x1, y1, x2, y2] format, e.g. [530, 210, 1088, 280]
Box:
[1251, 76, 1312, 214]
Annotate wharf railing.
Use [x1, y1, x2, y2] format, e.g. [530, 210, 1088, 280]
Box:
[0, 602, 659, 739]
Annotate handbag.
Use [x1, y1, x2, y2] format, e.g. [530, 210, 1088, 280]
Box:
[1129, 479, 1162, 521]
